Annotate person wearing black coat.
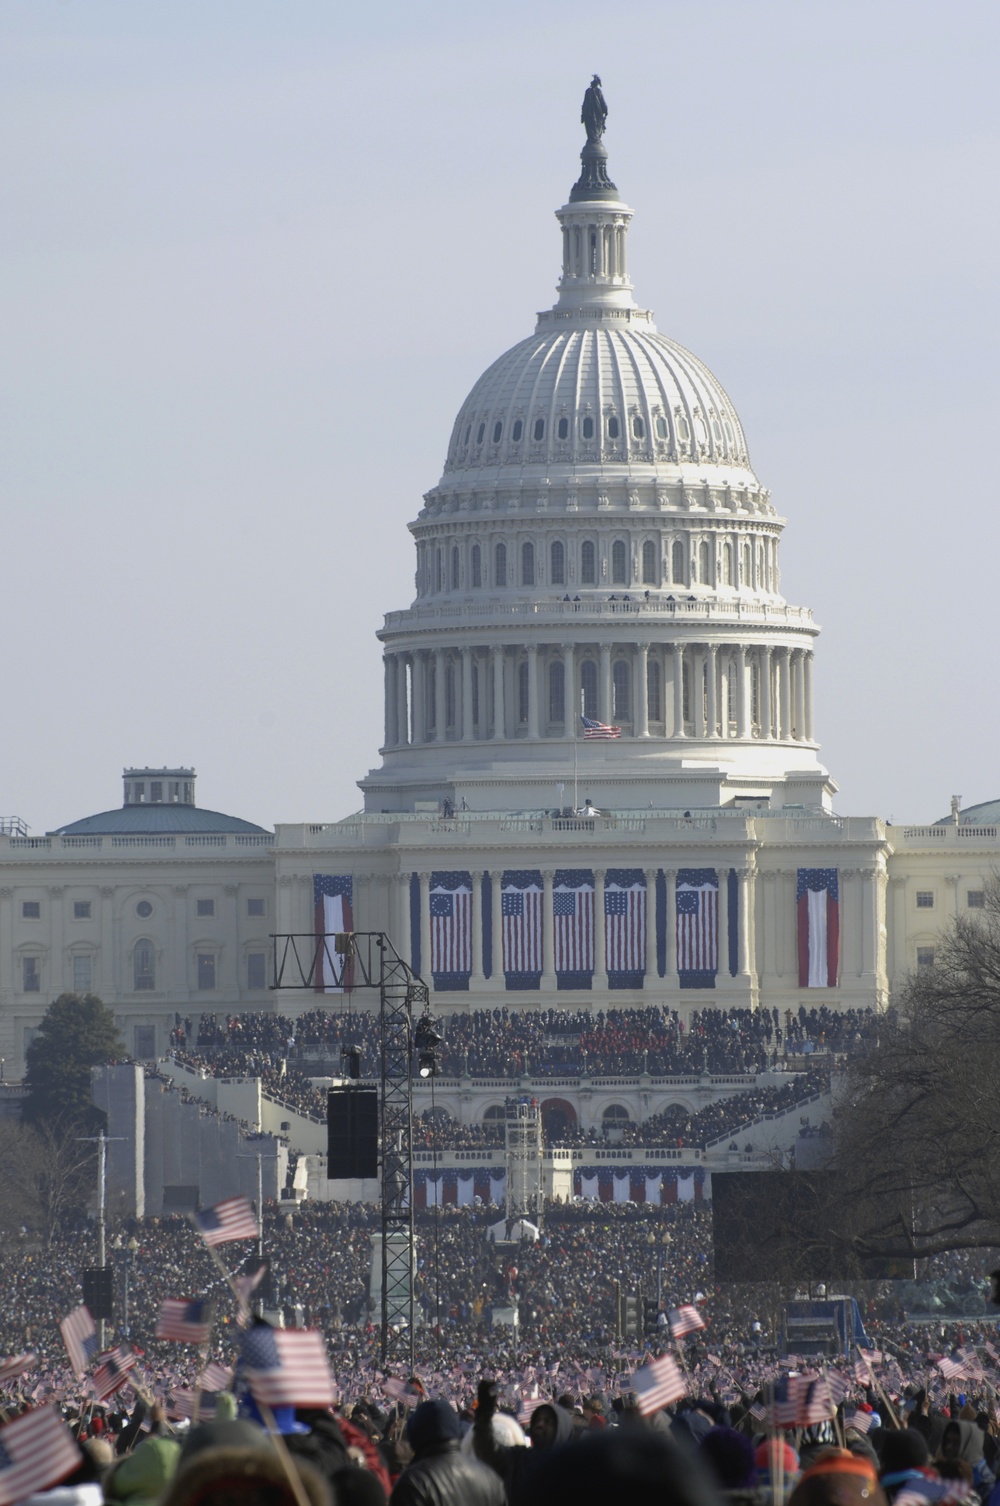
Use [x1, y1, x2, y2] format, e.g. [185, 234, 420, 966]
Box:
[390, 1401, 505, 1506]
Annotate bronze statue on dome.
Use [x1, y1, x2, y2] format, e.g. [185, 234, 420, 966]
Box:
[581, 75, 608, 142]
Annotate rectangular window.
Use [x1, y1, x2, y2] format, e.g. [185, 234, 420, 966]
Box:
[916, 946, 935, 969]
[915, 891, 934, 909]
[22, 957, 40, 992]
[247, 897, 266, 917]
[196, 899, 215, 917]
[150, 781, 163, 802]
[134, 1025, 156, 1058]
[968, 890, 986, 909]
[73, 900, 92, 920]
[21, 901, 40, 920]
[247, 952, 267, 990]
[197, 953, 216, 991]
[72, 955, 92, 992]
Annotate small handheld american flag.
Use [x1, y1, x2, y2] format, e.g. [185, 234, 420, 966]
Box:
[194, 1195, 260, 1248]
[155, 1299, 214, 1345]
[668, 1304, 706, 1339]
[0, 1407, 82, 1506]
[241, 1325, 336, 1408]
[59, 1306, 98, 1379]
[630, 1353, 687, 1416]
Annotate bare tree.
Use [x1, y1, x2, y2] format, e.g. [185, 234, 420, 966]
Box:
[0, 1119, 95, 1245]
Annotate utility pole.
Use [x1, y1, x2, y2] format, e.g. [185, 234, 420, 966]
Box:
[77, 1129, 125, 1352]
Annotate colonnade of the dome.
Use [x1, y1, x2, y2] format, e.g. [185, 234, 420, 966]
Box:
[381, 637, 815, 750]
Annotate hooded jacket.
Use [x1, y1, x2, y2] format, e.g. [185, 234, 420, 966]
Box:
[389, 1441, 506, 1506]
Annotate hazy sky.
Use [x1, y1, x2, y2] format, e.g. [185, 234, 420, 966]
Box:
[1, 1, 997, 833]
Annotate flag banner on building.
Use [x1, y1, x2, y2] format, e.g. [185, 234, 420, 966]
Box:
[59, 1306, 98, 1379]
[429, 871, 472, 991]
[313, 874, 354, 992]
[580, 714, 621, 739]
[0, 1353, 35, 1385]
[194, 1195, 260, 1248]
[0, 1407, 82, 1506]
[91, 1347, 137, 1401]
[605, 869, 646, 988]
[630, 1354, 687, 1415]
[155, 1299, 214, 1345]
[676, 869, 718, 988]
[240, 1326, 336, 1408]
[553, 870, 595, 987]
[502, 871, 543, 989]
[668, 1305, 706, 1338]
[797, 868, 839, 988]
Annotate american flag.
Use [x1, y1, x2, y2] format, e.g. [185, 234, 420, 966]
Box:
[198, 1361, 233, 1392]
[846, 1409, 874, 1434]
[605, 870, 646, 979]
[800, 1376, 838, 1424]
[630, 1353, 687, 1415]
[797, 868, 839, 989]
[668, 1305, 706, 1338]
[91, 1346, 137, 1400]
[553, 871, 595, 978]
[59, 1306, 98, 1378]
[0, 1354, 35, 1385]
[194, 1195, 260, 1248]
[937, 1351, 971, 1381]
[581, 714, 621, 739]
[0, 1407, 82, 1506]
[429, 873, 472, 979]
[155, 1299, 214, 1344]
[314, 873, 354, 993]
[769, 1374, 808, 1427]
[501, 872, 543, 977]
[382, 1377, 424, 1406]
[170, 1389, 217, 1421]
[517, 1397, 547, 1425]
[240, 1326, 336, 1408]
[676, 869, 718, 979]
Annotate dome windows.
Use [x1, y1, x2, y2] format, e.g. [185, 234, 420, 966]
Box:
[435, 548, 443, 593]
[492, 421, 503, 444]
[548, 661, 565, 723]
[521, 541, 535, 587]
[471, 544, 482, 588]
[612, 660, 631, 721]
[641, 540, 657, 585]
[533, 418, 545, 442]
[512, 419, 523, 442]
[476, 422, 486, 444]
[550, 540, 565, 585]
[676, 413, 690, 442]
[581, 540, 596, 585]
[557, 417, 569, 440]
[671, 539, 686, 585]
[647, 659, 662, 721]
[582, 416, 595, 440]
[451, 546, 460, 590]
[655, 415, 668, 440]
[463, 424, 472, 446]
[698, 540, 711, 584]
[517, 661, 530, 723]
[632, 416, 645, 439]
[580, 660, 598, 718]
[611, 539, 627, 585]
[607, 415, 620, 440]
[495, 542, 507, 587]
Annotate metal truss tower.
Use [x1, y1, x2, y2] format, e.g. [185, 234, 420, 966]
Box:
[271, 930, 428, 1367]
[504, 1096, 544, 1224]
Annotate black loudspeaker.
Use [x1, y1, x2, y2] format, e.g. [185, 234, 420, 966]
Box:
[327, 1086, 378, 1179]
[82, 1266, 114, 1320]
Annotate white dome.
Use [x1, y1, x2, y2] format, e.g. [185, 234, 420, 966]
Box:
[444, 321, 753, 480]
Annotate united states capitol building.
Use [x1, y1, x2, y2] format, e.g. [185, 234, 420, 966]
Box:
[2, 88, 996, 1175]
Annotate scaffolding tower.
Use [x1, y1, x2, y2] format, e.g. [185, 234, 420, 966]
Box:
[504, 1096, 543, 1224]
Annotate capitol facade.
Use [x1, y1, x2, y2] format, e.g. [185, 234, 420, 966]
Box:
[0, 92, 996, 1089]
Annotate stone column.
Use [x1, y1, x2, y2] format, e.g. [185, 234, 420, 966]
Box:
[461, 648, 474, 741]
[706, 645, 718, 738]
[737, 867, 753, 982]
[736, 646, 751, 739]
[718, 657, 729, 740]
[804, 650, 815, 741]
[491, 868, 505, 981]
[599, 643, 612, 724]
[759, 647, 772, 740]
[562, 643, 575, 732]
[672, 644, 685, 737]
[434, 649, 447, 741]
[662, 869, 678, 989]
[395, 873, 412, 968]
[889, 877, 906, 987]
[396, 654, 410, 746]
[527, 645, 540, 740]
[636, 644, 650, 738]
[778, 649, 791, 741]
[691, 646, 705, 738]
[717, 870, 730, 982]
[470, 871, 484, 987]
[594, 869, 606, 985]
[541, 870, 556, 991]
[644, 869, 657, 983]
[790, 650, 803, 740]
[419, 872, 432, 980]
[412, 653, 426, 743]
[491, 646, 505, 740]
[861, 866, 876, 981]
[384, 656, 396, 748]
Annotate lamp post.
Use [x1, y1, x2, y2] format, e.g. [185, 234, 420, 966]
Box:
[646, 1229, 672, 1309]
[111, 1235, 139, 1338]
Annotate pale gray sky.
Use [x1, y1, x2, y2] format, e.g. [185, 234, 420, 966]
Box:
[1, 0, 996, 832]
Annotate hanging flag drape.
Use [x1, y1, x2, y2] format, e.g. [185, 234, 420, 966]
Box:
[429, 871, 472, 990]
[502, 871, 543, 988]
[553, 870, 595, 987]
[605, 869, 646, 988]
[797, 868, 839, 987]
[676, 869, 718, 988]
[313, 875, 354, 992]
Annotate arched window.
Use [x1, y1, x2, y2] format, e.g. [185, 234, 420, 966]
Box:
[722, 541, 733, 586]
[582, 415, 595, 440]
[580, 660, 598, 719]
[699, 540, 711, 584]
[611, 540, 627, 584]
[671, 539, 685, 584]
[581, 540, 596, 584]
[549, 661, 565, 723]
[655, 415, 668, 439]
[557, 416, 569, 440]
[445, 661, 456, 727]
[533, 418, 545, 441]
[492, 420, 503, 443]
[512, 419, 523, 442]
[471, 544, 482, 588]
[608, 415, 620, 440]
[550, 540, 565, 585]
[518, 661, 529, 723]
[743, 543, 752, 584]
[613, 660, 631, 720]
[435, 548, 443, 593]
[632, 415, 645, 439]
[463, 424, 471, 446]
[641, 539, 656, 585]
[648, 659, 662, 721]
[134, 940, 155, 992]
[521, 541, 535, 586]
[451, 546, 460, 590]
[495, 542, 507, 587]
[476, 422, 485, 444]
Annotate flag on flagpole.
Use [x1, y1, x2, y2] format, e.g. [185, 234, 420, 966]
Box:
[630, 1354, 687, 1416]
[580, 714, 621, 739]
[429, 872, 472, 985]
[675, 869, 718, 987]
[155, 1299, 214, 1344]
[240, 1327, 336, 1407]
[313, 874, 354, 992]
[552, 871, 595, 982]
[0, 1407, 82, 1506]
[198, 1361, 233, 1393]
[797, 868, 839, 987]
[91, 1347, 137, 1401]
[59, 1306, 98, 1379]
[194, 1196, 260, 1248]
[668, 1305, 706, 1339]
[0, 1353, 36, 1385]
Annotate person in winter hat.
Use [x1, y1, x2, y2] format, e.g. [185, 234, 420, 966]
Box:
[390, 1400, 505, 1506]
